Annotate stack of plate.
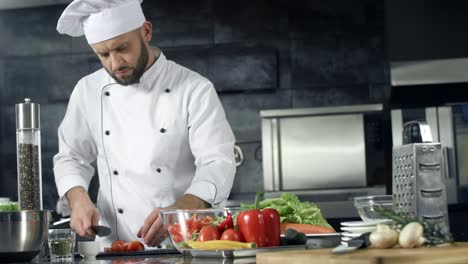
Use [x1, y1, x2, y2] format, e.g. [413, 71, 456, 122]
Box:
[340, 219, 391, 246]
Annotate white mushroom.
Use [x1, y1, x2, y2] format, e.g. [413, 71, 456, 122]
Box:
[369, 224, 399, 249]
[399, 222, 425, 248]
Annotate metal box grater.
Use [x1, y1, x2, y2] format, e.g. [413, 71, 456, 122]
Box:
[392, 142, 449, 232]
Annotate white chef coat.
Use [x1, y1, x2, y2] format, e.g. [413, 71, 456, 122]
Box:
[53, 51, 236, 247]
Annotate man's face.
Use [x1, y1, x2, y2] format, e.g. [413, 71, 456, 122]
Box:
[91, 29, 149, 85]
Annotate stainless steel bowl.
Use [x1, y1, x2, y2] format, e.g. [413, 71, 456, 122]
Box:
[0, 210, 49, 262]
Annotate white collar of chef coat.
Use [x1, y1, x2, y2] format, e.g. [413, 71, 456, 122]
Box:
[105, 50, 167, 91]
[137, 51, 167, 90]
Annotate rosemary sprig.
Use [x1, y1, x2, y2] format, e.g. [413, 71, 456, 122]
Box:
[375, 206, 454, 246]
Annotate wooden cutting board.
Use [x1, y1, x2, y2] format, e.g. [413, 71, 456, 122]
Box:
[256, 243, 468, 264]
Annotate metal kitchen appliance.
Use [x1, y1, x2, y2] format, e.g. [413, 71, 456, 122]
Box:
[392, 121, 449, 232]
[261, 104, 384, 191]
[15, 98, 42, 210]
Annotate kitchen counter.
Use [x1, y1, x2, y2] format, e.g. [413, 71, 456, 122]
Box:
[29, 255, 257, 264]
[23, 241, 468, 264]
[29, 243, 468, 264]
[256, 243, 468, 264]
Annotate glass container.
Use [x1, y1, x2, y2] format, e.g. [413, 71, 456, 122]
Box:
[15, 98, 42, 210]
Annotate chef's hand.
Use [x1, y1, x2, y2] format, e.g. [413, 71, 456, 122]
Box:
[66, 186, 99, 238]
[138, 194, 211, 246]
[137, 208, 166, 246]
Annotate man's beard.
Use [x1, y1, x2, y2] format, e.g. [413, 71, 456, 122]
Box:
[108, 39, 149, 86]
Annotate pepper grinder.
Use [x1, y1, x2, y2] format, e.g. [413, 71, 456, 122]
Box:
[15, 98, 43, 210]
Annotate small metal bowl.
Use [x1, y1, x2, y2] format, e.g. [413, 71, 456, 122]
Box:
[0, 210, 49, 262]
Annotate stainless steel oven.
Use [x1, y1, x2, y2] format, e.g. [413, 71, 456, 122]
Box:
[261, 104, 385, 192]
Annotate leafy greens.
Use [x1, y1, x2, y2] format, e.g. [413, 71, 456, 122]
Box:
[241, 192, 332, 228]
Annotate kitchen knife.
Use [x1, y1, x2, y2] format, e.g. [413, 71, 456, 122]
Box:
[92, 225, 112, 237]
[332, 232, 371, 254]
[52, 218, 111, 237]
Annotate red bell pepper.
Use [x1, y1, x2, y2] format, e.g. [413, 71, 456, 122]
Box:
[218, 211, 234, 234]
[237, 192, 281, 247]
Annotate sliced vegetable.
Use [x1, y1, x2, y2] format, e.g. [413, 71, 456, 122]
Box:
[280, 223, 335, 234]
[167, 214, 215, 242]
[109, 240, 145, 252]
[111, 240, 128, 252]
[185, 240, 255, 250]
[127, 241, 145, 251]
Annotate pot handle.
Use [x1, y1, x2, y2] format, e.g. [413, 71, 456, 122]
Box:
[234, 145, 245, 167]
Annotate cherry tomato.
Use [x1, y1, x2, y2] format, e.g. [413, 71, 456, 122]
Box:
[200, 216, 214, 226]
[168, 223, 185, 242]
[172, 232, 184, 243]
[111, 240, 128, 252]
[127, 240, 144, 251]
[197, 225, 219, 242]
[220, 229, 245, 242]
[168, 223, 181, 234]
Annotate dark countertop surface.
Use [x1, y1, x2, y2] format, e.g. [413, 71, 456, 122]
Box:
[28, 254, 256, 264]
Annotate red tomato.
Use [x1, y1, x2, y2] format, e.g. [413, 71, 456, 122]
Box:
[127, 240, 144, 251]
[220, 229, 245, 242]
[200, 216, 214, 226]
[168, 223, 185, 242]
[168, 223, 181, 234]
[111, 240, 128, 252]
[172, 232, 184, 243]
[197, 225, 219, 242]
[186, 218, 203, 237]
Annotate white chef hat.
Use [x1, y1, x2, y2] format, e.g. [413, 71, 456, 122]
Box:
[57, 0, 145, 44]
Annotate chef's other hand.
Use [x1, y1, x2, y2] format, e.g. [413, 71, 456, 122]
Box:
[66, 186, 99, 238]
[137, 208, 167, 247]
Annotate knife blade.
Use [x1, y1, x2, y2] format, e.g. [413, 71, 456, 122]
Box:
[92, 225, 112, 237]
[332, 232, 371, 254]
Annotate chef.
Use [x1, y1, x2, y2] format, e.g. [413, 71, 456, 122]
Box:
[53, 0, 236, 248]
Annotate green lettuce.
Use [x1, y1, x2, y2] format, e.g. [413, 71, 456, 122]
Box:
[241, 192, 332, 228]
[0, 201, 19, 212]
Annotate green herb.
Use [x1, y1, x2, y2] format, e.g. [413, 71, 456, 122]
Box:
[165, 243, 175, 249]
[49, 239, 74, 256]
[191, 232, 199, 241]
[240, 192, 332, 228]
[0, 202, 19, 212]
[375, 206, 454, 246]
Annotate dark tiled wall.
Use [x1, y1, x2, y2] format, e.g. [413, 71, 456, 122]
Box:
[0, 0, 390, 210]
